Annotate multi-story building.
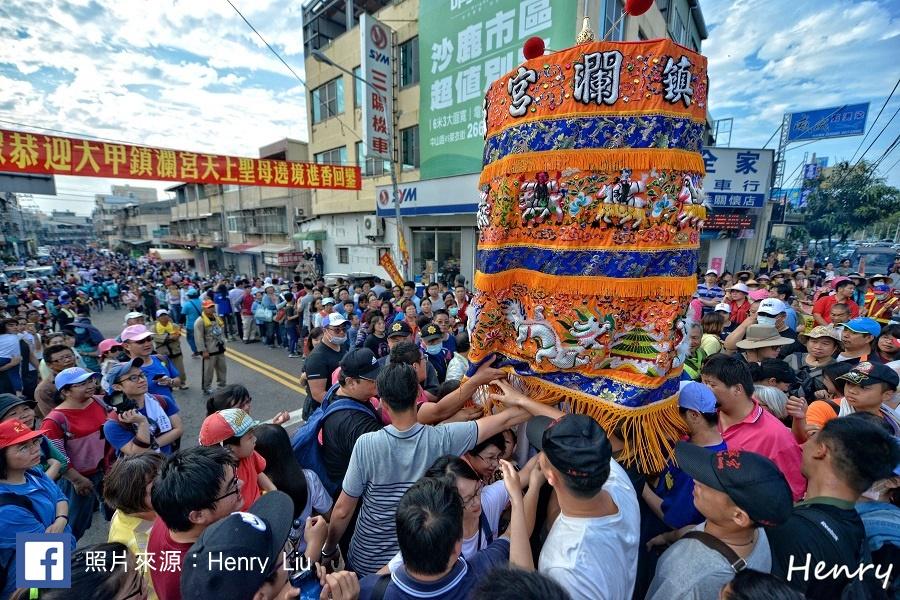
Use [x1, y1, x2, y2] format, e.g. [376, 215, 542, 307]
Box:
[38, 210, 94, 247]
[165, 138, 313, 277]
[93, 184, 159, 248]
[116, 199, 176, 256]
[0, 192, 38, 258]
[301, 0, 708, 285]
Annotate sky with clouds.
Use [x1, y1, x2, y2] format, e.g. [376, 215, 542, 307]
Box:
[1, 0, 899, 216]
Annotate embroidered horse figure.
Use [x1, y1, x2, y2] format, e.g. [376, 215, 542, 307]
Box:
[505, 301, 588, 369]
[597, 168, 650, 228]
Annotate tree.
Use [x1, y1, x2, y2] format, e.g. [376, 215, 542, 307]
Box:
[802, 160, 900, 246]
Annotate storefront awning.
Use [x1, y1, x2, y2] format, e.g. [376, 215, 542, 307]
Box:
[246, 243, 294, 254]
[293, 231, 327, 241]
[148, 248, 195, 261]
[223, 243, 260, 254]
[121, 238, 152, 245]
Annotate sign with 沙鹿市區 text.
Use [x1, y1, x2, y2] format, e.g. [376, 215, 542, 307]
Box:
[418, 0, 577, 179]
[0, 129, 361, 190]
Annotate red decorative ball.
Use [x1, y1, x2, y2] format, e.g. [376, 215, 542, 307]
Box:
[522, 37, 545, 60]
[625, 0, 654, 16]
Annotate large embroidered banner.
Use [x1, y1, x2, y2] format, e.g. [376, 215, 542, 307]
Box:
[470, 38, 708, 470]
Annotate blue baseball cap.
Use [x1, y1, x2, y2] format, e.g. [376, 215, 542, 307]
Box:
[678, 382, 717, 414]
[54, 367, 98, 390]
[101, 358, 145, 394]
[843, 317, 881, 337]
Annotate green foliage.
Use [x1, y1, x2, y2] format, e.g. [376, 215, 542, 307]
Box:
[802, 161, 900, 242]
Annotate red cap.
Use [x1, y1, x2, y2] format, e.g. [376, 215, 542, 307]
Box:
[202, 299, 215, 308]
[0, 419, 42, 449]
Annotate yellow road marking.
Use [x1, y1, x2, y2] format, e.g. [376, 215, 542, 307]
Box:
[224, 351, 307, 396]
[225, 347, 299, 382]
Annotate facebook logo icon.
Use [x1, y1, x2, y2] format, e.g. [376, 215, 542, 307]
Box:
[16, 533, 72, 589]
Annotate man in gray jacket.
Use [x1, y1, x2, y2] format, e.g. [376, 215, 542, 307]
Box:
[193, 299, 227, 394]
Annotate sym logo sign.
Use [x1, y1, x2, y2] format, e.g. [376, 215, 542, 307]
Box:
[378, 187, 417, 208]
[370, 23, 388, 50]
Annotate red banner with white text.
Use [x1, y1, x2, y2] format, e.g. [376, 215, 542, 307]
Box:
[0, 128, 361, 190]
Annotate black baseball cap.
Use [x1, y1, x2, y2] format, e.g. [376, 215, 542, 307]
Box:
[340, 348, 382, 380]
[526, 414, 612, 480]
[837, 361, 900, 390]
[387, 320, 413, 338]
[675, 442, 793, 527]
[181, 491, 293, 599]
[0, 394, 36, 421]
[421, 323, 443, 341]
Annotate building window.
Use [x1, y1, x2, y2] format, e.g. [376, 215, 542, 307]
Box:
[672, 6, 687, 45]
[355, 141, 389, 177]
[353, 66, 363, 108]
[400, 36, 419, 87]
[314, 146, 348, 165]
[338, 247, 350, 264]
[311, 77, 345, 124]
[400, 126, 419, 170]
[227, 216, 240, 232]
[601, 0, 624, 42]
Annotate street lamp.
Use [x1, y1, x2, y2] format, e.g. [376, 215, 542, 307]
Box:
[311, 48, 406, 279]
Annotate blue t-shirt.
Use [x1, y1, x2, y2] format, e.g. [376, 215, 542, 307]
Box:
[214, 292, 233, 316]
[141, 355, 180, 402]
[103, 394, 181, 455]
[0, 468, 70, 547]
[358, 538, 509, 600]
[654, 440, 728, 529]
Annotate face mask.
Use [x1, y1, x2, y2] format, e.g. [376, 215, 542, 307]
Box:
[756, 316, 776, 327]
[425, 343, 444, 355]
[449, 307, 459, 317]
[330, 335, 347, 345]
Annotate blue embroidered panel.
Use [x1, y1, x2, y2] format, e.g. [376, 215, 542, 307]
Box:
[483, 114, 705, 166]
[476, 247, 698, 278]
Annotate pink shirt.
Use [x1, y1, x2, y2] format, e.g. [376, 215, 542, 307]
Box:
[719, 401, 807, 501]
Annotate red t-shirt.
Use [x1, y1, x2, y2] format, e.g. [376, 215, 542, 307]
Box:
[39, 400, 109, 476]
[148, 518, 194, 600]
[727, 299, 752, 324]
[236, 451, 267, 511]
[812, 294, 860, 323]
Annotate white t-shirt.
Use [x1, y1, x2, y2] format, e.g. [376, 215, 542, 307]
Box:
[386, 479, 509, 571]
[289, 470, 334, 553]
[539, 459, 640, 600]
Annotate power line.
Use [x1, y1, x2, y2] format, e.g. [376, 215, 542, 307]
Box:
[224, 0, 359, 141]
[850, 104, 900, 169]
[848, 77, 900, 164]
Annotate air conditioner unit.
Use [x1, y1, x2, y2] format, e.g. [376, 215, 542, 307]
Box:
[295, 207, 305, 217]
[362, 214, 383, 238]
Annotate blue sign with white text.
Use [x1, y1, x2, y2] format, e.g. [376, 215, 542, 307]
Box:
[786, 103, 869, 142]
[705, 192, 765, 209]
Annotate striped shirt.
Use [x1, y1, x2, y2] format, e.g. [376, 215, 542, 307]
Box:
[342, 421, 478, 576]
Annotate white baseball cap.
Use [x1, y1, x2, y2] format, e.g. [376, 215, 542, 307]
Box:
[714, 303, 732, 314]
[704, 269, 718, 276]
[758, 298, 787, 316]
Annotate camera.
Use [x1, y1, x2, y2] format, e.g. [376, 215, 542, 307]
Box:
[107, 393, 137, 415]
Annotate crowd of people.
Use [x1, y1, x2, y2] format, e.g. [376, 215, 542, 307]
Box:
[0, 247, 899, 600]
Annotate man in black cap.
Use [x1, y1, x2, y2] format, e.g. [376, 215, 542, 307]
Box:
[181, 490, 358, 600]
[318, 348, 384, 496]
[646, 444, 793, 599]
[378, 320, 440, 400]
[526, 412, 640, 600]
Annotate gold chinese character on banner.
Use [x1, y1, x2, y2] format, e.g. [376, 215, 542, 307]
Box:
[103, 143, 127, 175]
[333, 166, 345, 188]
[74, 140, 101, 173]
[9, 132, 39, 169]
[221, 156, 237, 181]
[238, 158, 255, 183]
[320, 165, 333, 187]
[290, 163, 305, 186]
[157, 149, 177, 178]
[201, 155, 220, 180]
[0, 131, 5, 165]
[180, 152, 198, 180]
[344, 167, 357, 190]
[43, 136, 72, 171]
[257, 159, 272, 184]
[307, 164, 320, 187]
[273, 161, 288, 185]
[129, 146, 153, 177]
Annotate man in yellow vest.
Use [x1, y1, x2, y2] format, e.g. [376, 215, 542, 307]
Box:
[864, 275, 900, 325]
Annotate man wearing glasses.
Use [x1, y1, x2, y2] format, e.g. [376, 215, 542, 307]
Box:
[147, 445, 243, 600]
[34, 343, 77, 417]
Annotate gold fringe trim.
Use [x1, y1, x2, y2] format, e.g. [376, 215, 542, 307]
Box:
[479, 148, 706, 186]
[487, 374, 686, 473]
[475, 269, 696, 298]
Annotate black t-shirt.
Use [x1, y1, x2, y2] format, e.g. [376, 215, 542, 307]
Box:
[363, 333, 389, 359]
[303, 343, 346, 396]
[768, 500, 867, 599]
[320, 395, 382, 493]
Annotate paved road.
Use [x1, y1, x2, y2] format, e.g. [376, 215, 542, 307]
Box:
[77, 305, 308, 547]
